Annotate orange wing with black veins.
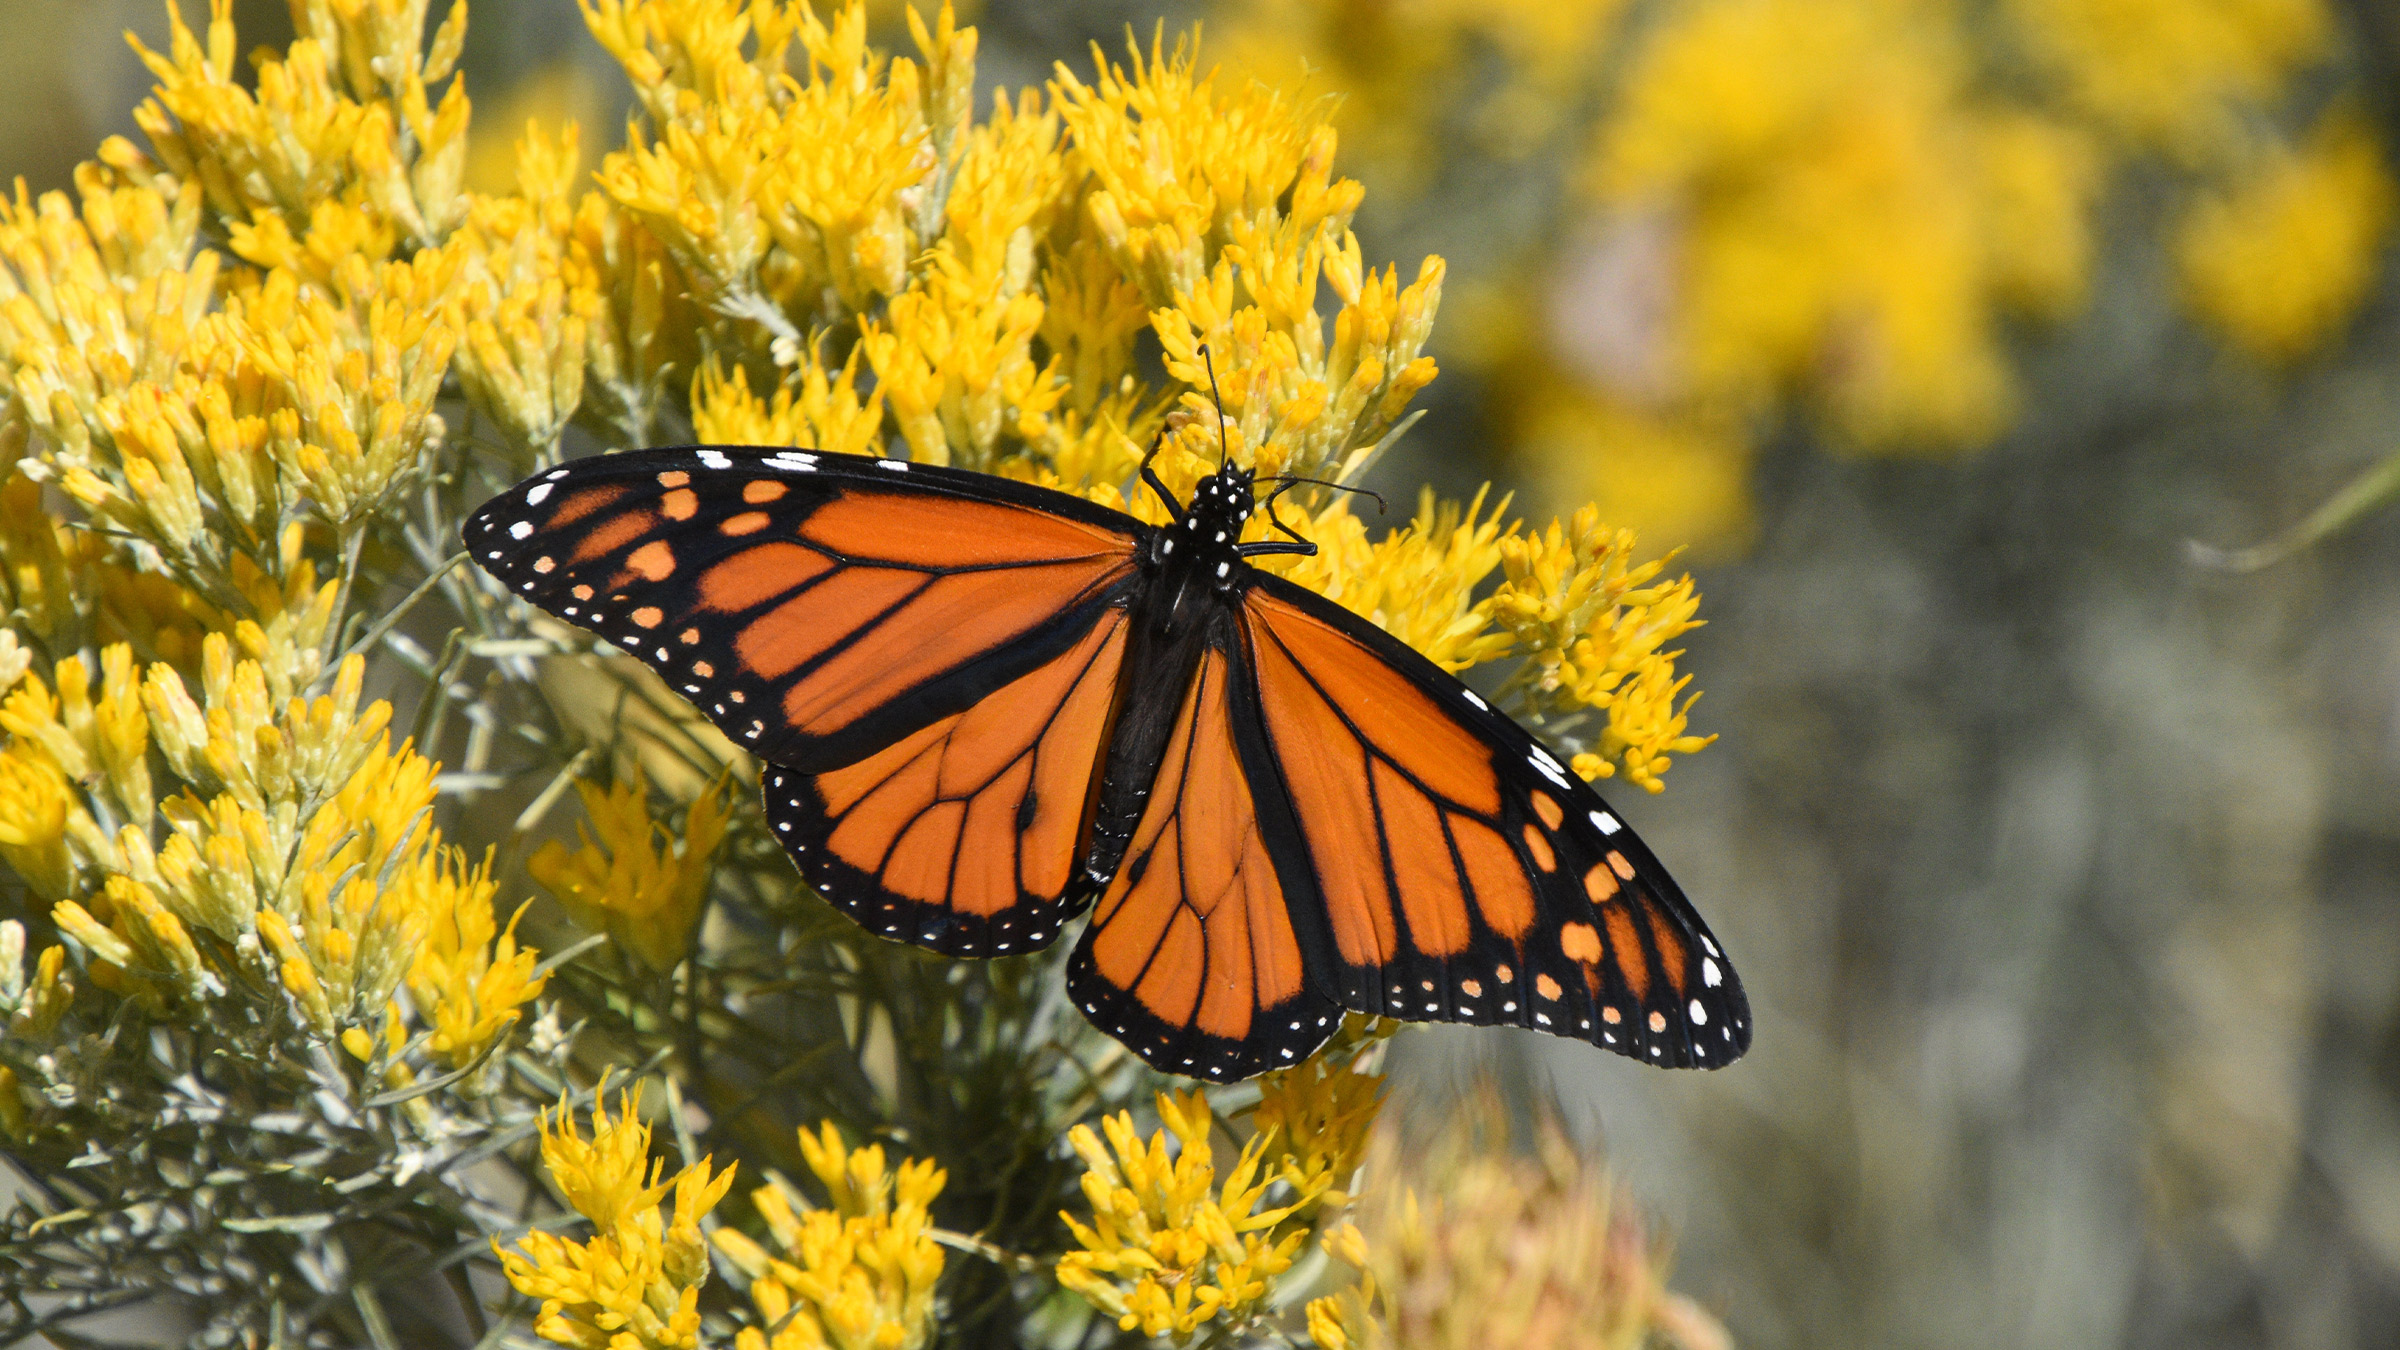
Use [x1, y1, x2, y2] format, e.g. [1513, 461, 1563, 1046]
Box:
[1064, 645, 1345, 1081]
[1238, 575, 1752, 1069]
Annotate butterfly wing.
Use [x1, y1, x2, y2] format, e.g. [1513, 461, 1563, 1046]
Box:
[1064, 630, 1346, 1082]
[466, 447, 1141, 772]
[1237, 574, 1752, 1068]
[469, 446, 1147, 958]
[760, 607, 1129, 956]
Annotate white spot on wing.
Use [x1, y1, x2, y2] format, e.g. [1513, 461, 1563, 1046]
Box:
[525, 483, 553, 505]
[697, 450, 731, 469]
[1703, 958, 1722, 988]
[1462, 691, 1488, 711]
[878, 459, 909, 471]
[1689, 999, 1708, 1025]
[508, 520, 533, 540]
[1592, 811, 1620, 835]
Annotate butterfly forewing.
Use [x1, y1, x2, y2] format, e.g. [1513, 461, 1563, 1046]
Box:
[465, 448, 1140, 771]
[1238, 576, 1752, 1068]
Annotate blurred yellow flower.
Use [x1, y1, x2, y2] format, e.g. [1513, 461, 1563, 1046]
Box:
[2005, 0, 2330, 155]
[1325, 1102, 1731, 1350]
[2178, 110, 2396, 365]
[711, 1122, 948, 1350]
[529, 765, 734, 973]
[499, 1084, 737, 1350]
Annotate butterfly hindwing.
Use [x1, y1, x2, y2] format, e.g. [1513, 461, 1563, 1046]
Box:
[1065, 635, 1345, 1082]
[759, 608, 1129, 957]
[1238, 576, 1752, 1068]
[465, 447, 1141, 772]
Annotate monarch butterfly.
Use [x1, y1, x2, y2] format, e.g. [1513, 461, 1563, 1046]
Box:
[466, 437, 1751, 1082]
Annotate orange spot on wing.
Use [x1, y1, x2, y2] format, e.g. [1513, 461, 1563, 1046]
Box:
[1460, 977, 1483, 997]
[660, 488, 698, 520]
[1453, 816, 1535, 940]
[547, 484, 628, 527]
[1560, 921, 1603, 964]
[1531, 792, 1563, 830]
[1584, 863, 1619, 903]
[567, 509, 657, 564]
[631, 607, 663, 629]
[1608, 851, 1635, 880]
[656, 471, 690, 488]
[1521, 823, 1556, 872]
[1536, 973, 1563, 1000]
[1643, 900, 1688, 997]
[627, 541, 676, 581]
[1603, 904, 1648, 1001]
[698, 542, 832, 612]
[721, 511, 771, 536]
[744, 480, 788, 503]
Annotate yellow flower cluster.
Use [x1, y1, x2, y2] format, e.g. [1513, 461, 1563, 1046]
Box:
[501, 1085, 738, 1350]
[2177, 110, 2397, 364]
[711, 1122, 948, 1350]
[1591, 0, 2096, 454]
[1307, 1108, 1728, 1350]
[2005, 0, 2328, 155]
[1220, 0, 2391, 555]
[529, 765, 734, 973]
[1058, 1070, 1377, 1343]
[0, 633, 547, 1068]
[1218, 0, 1631, 188]
[1489, 510, 1714, 791]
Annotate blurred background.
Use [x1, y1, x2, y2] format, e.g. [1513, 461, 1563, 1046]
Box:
[11, 1, 2400, 1346]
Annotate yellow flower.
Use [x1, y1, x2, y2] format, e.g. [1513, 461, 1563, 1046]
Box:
[712, 1122, 949, 1350]
[1056, 1089, 1320, 1342]
[1489, 509, 1715, 792]
[692, 351, 888, 461]
[499, 1085, 737, 1350]
[529, 766, 733, 973]
[1590, 0, 2093, 453]
[1261, 488, 1513, 674]
[2005, 0, 2330, 155]
[2178, 110, 2395, 364]
[1249, 1055, 1385, 1208]
[403, 847, 549, 1073]
[1332, 1104, 1732, 1350]
[0, 920, 74, 1042]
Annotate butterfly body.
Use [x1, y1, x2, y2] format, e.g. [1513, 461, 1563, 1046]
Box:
[468, 446, 1753, 1082]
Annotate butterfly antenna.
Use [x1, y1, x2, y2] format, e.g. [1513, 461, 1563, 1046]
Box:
[1198, 343, 1232, 468]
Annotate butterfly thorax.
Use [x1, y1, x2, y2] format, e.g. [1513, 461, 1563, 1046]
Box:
[1145, 462, 1257, 598]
